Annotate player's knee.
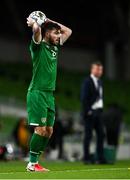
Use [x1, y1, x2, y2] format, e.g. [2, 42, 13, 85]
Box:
[46, 127, 53, 138]
[34, 126, 46, 136]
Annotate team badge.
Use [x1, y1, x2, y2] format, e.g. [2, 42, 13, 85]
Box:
[41, 117, 47, 123]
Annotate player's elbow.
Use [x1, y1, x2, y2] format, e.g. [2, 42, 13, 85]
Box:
[68, 29, 72, 37]
[66, 29, 72, 41]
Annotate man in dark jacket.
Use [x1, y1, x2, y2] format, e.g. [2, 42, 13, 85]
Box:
[81, 61, 106, 164]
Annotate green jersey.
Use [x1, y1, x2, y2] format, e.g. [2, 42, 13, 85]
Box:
[28, 40, 59, 91]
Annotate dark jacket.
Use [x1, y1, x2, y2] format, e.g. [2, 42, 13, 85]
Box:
[80, 76, 102, 118]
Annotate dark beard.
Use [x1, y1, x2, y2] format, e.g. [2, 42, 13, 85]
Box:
[48, 37, 60, 45]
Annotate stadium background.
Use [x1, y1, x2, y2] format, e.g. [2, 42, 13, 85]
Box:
[0, 0, 130, 165]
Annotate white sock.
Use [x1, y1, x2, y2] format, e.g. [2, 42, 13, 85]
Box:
[28, 161, 38, 166]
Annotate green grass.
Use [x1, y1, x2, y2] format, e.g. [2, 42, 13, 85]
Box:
[0, 160, 130, 179]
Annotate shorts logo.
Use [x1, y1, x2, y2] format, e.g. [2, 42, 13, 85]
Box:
[41, 118, 46, 123]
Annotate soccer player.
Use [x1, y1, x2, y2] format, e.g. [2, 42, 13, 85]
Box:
[26, 13, 72, 172]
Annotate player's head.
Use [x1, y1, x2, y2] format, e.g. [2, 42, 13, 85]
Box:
[41, 22, 61, 45]
[90, 61, 103, 78]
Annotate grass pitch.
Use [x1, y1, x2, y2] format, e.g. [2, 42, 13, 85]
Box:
[0, 160, 130, 179]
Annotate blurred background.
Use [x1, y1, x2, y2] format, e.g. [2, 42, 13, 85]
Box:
[0, 0, 130, 163]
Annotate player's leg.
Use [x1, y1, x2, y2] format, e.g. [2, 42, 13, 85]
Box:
[30, 126, 46, 164]
[27, 110, 55, 172]
[27, 126, 50, 171]
[37, 91, 55, 159]
[26, 90, 50, 172]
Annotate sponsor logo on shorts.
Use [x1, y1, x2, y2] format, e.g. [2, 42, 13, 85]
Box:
[41, 117, 46, 123]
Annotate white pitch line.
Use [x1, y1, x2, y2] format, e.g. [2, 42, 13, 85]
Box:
[52, 167, 127, 173]
[0, 167, 128, 175]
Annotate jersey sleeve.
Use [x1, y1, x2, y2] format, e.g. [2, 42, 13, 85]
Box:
[30, 37, 41, 52]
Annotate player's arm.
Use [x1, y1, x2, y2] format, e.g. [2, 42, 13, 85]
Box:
[47, 19, 72, 44]
[27, 17, 42, 43]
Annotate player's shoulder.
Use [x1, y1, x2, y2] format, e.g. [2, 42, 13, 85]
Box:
[30, 39, 40, 46]
[30, 38, 42, 51]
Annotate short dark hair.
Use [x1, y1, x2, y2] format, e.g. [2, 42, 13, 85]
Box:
[91, 61, 103, 68]
[41, 22, 61, 37]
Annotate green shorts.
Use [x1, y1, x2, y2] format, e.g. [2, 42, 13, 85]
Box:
[27, 90, 55, 127]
